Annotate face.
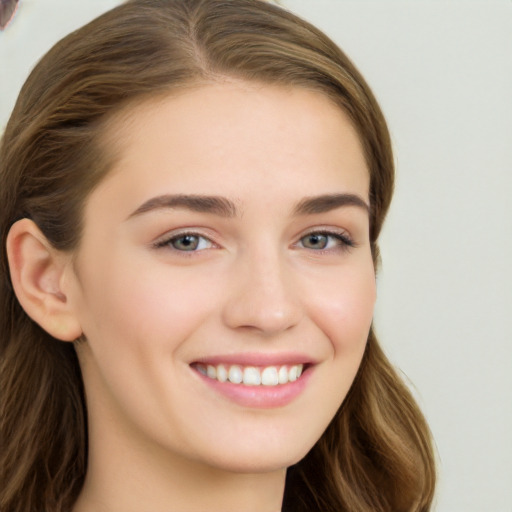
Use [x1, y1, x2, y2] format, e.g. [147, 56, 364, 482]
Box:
[68, 82, 376, 474]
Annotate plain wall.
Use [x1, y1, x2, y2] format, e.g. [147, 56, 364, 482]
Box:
[283, 2, 512, 511]
[1, 1, 511, 511]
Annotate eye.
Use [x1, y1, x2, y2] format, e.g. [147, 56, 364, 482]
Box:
[155, 233, 215, 252]
[298, 231, 354, 251]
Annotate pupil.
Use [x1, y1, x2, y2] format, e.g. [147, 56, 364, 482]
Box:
[175, 235, 198, 250]
[306, 234, 327, 249]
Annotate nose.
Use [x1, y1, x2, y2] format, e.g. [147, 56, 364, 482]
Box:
[221, 250, 303, 336]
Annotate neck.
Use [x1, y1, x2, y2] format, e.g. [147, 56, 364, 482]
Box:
[72, 413, 286, 512]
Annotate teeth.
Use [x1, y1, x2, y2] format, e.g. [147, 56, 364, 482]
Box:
[278, 366, 288, 384]
[228, 365, 243, 384]
[217, 364, 228, 382]
[243, 367, 261, 386]
[261, 366, 279, 386]
[196, 363, 304, 386]
[289, 365, 299, 382]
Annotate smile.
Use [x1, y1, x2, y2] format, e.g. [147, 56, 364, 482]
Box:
[194, 363, 304, 386]
[190, 356, 313, 408]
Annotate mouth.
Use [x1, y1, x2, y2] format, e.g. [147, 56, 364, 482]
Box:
[189, 357, 313, 408]
[192, 362, 307, 386]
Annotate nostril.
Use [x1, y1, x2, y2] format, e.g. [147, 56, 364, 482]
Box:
[222, 293, 303, 335]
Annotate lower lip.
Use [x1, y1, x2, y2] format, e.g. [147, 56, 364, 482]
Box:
[192, 366, 313, 408]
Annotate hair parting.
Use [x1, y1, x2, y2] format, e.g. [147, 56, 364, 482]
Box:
[0, 1, 435, 511]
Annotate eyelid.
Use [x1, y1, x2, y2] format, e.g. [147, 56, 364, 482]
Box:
[295, 227, 356, 251]
[151, 226, 357, 254]
[152, 229, 219, 252]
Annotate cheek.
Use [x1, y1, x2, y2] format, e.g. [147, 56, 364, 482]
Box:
[306, 262, 376, 354]
[74, 259, 222, 438]
[81, 262, 218, 354]
[292, 262, 375, 448]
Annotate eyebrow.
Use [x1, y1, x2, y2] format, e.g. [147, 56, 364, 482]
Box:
[292, 193, 369, 216]
[127, 194, 238, 219]
[127, 192, 369, 219]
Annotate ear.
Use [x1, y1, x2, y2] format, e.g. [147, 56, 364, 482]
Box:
[6, 218, 82, 341]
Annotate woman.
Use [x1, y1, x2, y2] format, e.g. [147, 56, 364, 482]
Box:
[0, 1, 436, 511]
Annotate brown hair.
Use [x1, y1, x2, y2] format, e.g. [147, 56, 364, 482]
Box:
[0, 1, 436, 511]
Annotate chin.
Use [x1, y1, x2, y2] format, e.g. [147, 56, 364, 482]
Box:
[206, 454, 302, 475]
[196, 434, 316, 475]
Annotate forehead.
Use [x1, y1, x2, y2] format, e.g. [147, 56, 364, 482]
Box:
[93, 82, 369, 215]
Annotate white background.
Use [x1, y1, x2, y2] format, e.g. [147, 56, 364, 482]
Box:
[1, 1, 511, 511]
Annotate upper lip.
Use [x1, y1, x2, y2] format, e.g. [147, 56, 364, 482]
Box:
[191, 352, 317, 367]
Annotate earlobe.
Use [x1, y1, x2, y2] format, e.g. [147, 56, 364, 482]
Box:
[6, 218, 82, 342]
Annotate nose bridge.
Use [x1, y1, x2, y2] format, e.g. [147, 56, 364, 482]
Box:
[222, 243, 303, 335]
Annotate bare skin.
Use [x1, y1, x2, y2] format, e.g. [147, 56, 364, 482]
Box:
[8, 82, 375, 512]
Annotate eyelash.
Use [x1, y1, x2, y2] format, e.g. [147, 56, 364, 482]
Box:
[296, 230, 355, 253]
[153, 229, 355, 255]
[153, 231, 216, 254]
